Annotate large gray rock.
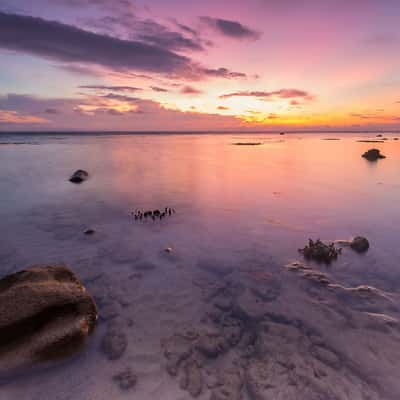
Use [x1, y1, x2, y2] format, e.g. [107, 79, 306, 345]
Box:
[0, 265, 97, 377]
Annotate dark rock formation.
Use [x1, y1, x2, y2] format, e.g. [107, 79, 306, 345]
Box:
[69, 169, 89, 183]
[299, 239, 341, 264]
[84, 229, 95, 235]
[113, 368, 137, 391]
[233, 142, 262, 146]
[132, 207, 175, 221]
[362, 149, 386, 161]
[0, 265, 97, 376]
[350, 236, 370, 253]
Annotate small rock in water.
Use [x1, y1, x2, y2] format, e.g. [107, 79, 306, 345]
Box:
[299, 239, 341, 264]
[84, 229, 95, 235]
[233, 142, 262, 146]
[0, 265, 97, 376]
[132, 207, 175, 222]
[350, 236, 370, 253]
[164, 247, 173, 253]
[362, 148, 386, 161]
[69, 169, 89, 183]
[113, 368, 137, 391]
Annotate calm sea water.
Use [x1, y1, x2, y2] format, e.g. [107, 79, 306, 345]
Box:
[0, 132, 399, 399]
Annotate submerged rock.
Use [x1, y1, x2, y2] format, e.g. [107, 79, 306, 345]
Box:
[362, 149, 386, 161]
[180, 359, 203, 398]
[210, 367, 243, 400]
[84, 229, 95, 235]
[299, 239, 341, 264]
[233, 142, 262, 146]
[101, 326, 127, 360]
[196, 330, 227, 358]
[350, 236, 370, 253]
[0, 265, 97, 376]
[69, 169, 89, 183]
[163, 334, 193, 376]
[112, 368, 137, 391]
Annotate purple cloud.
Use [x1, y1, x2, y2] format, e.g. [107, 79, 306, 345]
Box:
[79, 85, 142, 93]
[0, 12, 247, 81]
[180, 86, 203, 95]
[150, 86, 169, 93]
[200, 17, 261, 40]
[204, 68, 247, 79]
[220, 89, 315, 101]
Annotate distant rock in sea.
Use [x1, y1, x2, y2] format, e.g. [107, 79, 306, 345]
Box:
[233, 142, 262, 146]
[350, 236, 370, 253]
[362, 148, 386, 161]
[69, 169, 89, 183]
[0, 265, 97, 378]
[299, 239, 341, 264]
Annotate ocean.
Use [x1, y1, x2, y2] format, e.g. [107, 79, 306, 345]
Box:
[0, 132, 399, 399]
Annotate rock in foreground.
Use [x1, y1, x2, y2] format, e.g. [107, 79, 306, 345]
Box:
[69, 169, 89, 183]
[362, 149, 386, 161]
[0, 265, 97, 377]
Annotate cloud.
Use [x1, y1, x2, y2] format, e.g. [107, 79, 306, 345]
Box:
[170, 19, 199, 37]
[0, 12, 190, 74]
[44, 108, 60, 114]
[219, 89, 315, 101]
[0, 11, 247, 81]
[56, 64, 103, 76]
[0, 110, 48, 125]
[348, 111, 400, 122]
[203, 68, 247, 79]
[180, 86, 203, 95]
[0, 93, 244, 131]
[150, 86, 169, 93]
[79, 85, 142, 93]
[133, 19, 205, 52]
[200, 17, 261, 40]
[217, 106, 230, 110]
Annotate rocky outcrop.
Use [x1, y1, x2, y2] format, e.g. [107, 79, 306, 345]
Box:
[69, 169, 89, 183]
[299, 239, 341, 264]
[132, 207, 175, 221]
[362, 149, 386, 161]
[0, 265, 97, 376]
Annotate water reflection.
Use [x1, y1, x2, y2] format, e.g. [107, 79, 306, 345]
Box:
[0, 132, 399, 399]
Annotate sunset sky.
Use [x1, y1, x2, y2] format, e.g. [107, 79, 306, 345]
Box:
[1, 0, 400, 131]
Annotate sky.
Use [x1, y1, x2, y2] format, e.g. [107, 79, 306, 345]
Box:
[1, 0, 400, 131]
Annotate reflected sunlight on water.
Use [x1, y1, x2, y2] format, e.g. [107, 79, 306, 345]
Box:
[0, 132, 399, 400]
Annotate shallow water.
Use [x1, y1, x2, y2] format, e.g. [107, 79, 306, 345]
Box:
[0, 132, 399, 399]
